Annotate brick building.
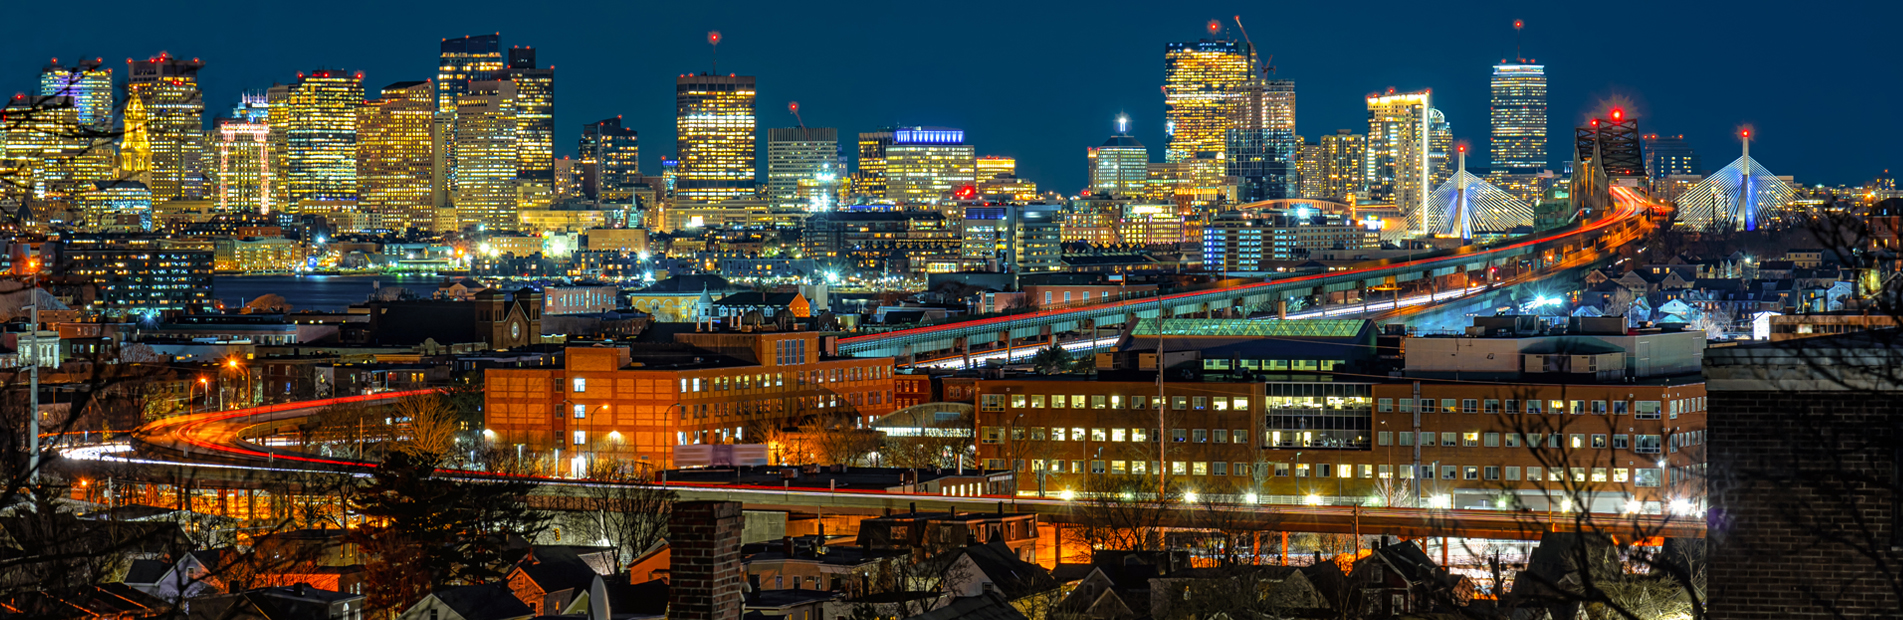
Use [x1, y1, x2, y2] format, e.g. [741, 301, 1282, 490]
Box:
[1704, 332, 1903, 619]
[972, 317, 1707, 512]
[484, 329, 897, 471]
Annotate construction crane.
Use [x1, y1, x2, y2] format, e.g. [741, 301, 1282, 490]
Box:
[1232, 16, 1275, 77]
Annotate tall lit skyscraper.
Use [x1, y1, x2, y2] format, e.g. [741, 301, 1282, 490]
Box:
[215, 93, 272, 213]
[437, 34, 504, 113]
[451, 80, 518, 230]
[674, 74, 756, 202]
[885, 127, 975, 205]
[283, 70, 363, 208]
[1228, 78, 1299, 202]
[1489, 63, 1547, 171]
[1088, 115, 1148, 197]
[579, 117, 639, 203]
[265, 83, 293, 210]
[1366, 90, 1440, 233]
[1162, 39, 1252, 163]
[1312, 130, 1367, 202]
[358, 81, 437, 230]
[4, 96, 112, 202]
[125, 54, 205, 201]
[766, 127, 841, 210]
[1644, 134, 1701, 179]
[503, 46, 554, 211]
[852, 129, 894, 201]
[41, 59, 114, 129]
[1429, 109, 1453, 194]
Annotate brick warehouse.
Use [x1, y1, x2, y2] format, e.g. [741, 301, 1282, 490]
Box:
[484, 328, 897, 471]
[1705, 333, 1902, 619]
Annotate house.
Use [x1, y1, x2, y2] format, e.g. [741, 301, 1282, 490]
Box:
[188, 583, 365, 620]
[894, 591, 1027, 620]
[502, 546, 615, 616]
[712, 292, 810, 320]
[857, 512, 1040, 561]
[398, 584, 533, 620]
[941, 541, 1061, 618]
[744, 588, 838, 620]
[1049, 551, 1179, 620]
[121, 550, 228, 602]
[553, 575, 668, 619]
[1347, 541, 1475, 619]
[742, 535, 896, 595]
[436, 279, 488, 301]
[1147, 565, 1329, 619]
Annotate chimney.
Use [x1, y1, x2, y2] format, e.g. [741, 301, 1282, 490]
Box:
[781, 536, 794, 557]
[909, 502, 916, 515]
[667, 501, 744, 620]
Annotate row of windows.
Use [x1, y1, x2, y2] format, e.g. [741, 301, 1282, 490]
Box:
[1377, 397, 1704, 419]
[1202, 359, 1346, 371]
[1021, 458, 1663, 487]
[981, 426, 1249, 444]
[983, 393, 1250, 412]
[1374, 430, 1703, 454]
[568, 365, 889, 395]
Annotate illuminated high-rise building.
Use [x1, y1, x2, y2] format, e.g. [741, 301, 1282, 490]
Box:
[4, 96, 113, 202]
[283, 70, 364, 208]
[1644, 134, 1701, 181]
[1429, 109, 1453, 194]
[1162, 39, 1252, 163]
[264, 83, 293, 210]
[975, 156, 1015, 183]
[503, 46, 554, 210]
[766, 127, 841, 210]
[125, 54, 205, 201]
[214, 92, 273, 213]
[1489, 63, 1547, 171]
[1228, 79, 1299, 202]
[852, 129, 894, 200]
[674, 74, 756, 202]
[1365, 90, 1436, 232]
[358, 81, 437, 230]
[450, 80, 518, 230]
[1088, 115, 1148, 197]
[40, 59, 114, 129]
[437, 34, 504, 114]
[885, 127, 975, 206]
[1308, 130, 1367, 202]
[579, 117, 639, 203]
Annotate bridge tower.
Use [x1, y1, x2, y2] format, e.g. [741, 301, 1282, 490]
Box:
[1570, 108, 1644, 220]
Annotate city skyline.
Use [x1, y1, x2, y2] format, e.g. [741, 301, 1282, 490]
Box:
[0, 1, 1893, 195]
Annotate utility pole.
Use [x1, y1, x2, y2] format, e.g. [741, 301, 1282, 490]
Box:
[25, 260, 39, 484]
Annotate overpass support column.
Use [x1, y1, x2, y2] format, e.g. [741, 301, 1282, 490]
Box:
[1276, 300, 1287, 320]
[1040, 325, 1053, 350]
[999, 330, 1014, 364]
[956, 337, 970, 369]
[900, 344, 914, 366]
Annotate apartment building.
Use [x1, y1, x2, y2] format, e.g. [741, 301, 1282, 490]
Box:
[484, 330, 897, 473]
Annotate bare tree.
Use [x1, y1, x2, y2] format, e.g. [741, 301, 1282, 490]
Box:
[575, 458, 675, 569]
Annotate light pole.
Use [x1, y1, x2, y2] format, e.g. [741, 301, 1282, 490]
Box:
[193, 377, 208, 414]
[226, 358, 252, 409]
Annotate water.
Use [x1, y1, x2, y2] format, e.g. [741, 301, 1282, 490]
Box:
[212, 274, 451, 312]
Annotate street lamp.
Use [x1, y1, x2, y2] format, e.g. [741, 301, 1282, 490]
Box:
[225, 358, 252, 409]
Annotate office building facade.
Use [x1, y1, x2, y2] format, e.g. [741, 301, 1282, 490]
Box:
[125, 54, 206, 201]
[765, 127, 841, 210]
[283, 70, 364, 208]
[451, 80, 520, 231]
[1489, 63, 1547, 172]
[215, 94, 273, 214]
[852, 129, 894, 201]
[504, 46, 555, 211]
[1088, 118, 1148, 197]
[437, 34, 504, 113]
[1366, 91, 1441, 234]
[579, 117, 640, 203]
[675, 74, 757, 202]
[358, 81, 438, 231]
[1163, 40, 1252, 163]
[884, 127, 975, 205]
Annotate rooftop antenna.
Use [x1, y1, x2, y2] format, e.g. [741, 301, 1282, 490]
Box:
[1513, 20, 1525, 62]
[707, 31, 721, 75]
[789, 101, 804, 129]
[1116, 113, 1129, 134]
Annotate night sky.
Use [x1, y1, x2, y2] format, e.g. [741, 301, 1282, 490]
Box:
[4, 0, 1896, 192]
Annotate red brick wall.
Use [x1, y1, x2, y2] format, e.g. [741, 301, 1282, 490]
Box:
[1707, 390, 1900, 619]
[668, 501, 743, 620]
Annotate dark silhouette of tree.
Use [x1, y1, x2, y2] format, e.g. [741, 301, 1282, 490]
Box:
[347, 451, 548, 616]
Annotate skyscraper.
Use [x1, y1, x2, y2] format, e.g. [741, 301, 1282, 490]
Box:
[503, 46, 554, 211]
[215, 93, 273, 213]
[674, 74, 756, 202]
[1429, 108, 1453, 194]
[358, 81, 437, 231]
[766, 127, 841, 210]
[1228, 79, 1299, 202]
[437, 34, 504, 114]
[1088, 115, 1148, 197]
[852, 129, 894, 201]
[579, 117, 639, 203]
[1644, 134, 1701, 179]
[4, 96, 112, 202]
[451, 80, 518, 230]
[283, 70, 363, 209]
[1314, 130, 1367, 202]
[1163, 39, 1252, 163]
[125, 54, 205, 201]
[40, 59, 114, 129]
[1489, 63, 1547, 171]
[885, 127, 975, 205]
[1365, 90, 1438, 233]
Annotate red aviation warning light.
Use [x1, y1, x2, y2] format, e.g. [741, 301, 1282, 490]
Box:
[1206, 20, 1220, 36]
[1610, 108, 1623, 122]
[954, 185, 977, 200]
[707, 31, 721, 46]
[1741, 129, 1751, 138]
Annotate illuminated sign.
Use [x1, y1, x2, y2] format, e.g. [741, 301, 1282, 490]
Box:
[893, 129, 964, 145]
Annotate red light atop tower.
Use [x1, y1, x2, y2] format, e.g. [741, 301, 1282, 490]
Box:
[707, 31, 721, 46]
[1610, 108, 1623, 121]
[1741, 129, 1751, 138]
[1206, 19, 1221, 36]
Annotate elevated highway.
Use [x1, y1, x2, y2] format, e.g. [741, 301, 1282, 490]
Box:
[845, 188, 1657, 363]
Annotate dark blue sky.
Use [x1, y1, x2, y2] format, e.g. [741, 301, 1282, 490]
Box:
[5, 1, 1896, 192]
